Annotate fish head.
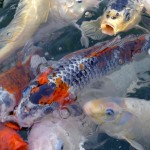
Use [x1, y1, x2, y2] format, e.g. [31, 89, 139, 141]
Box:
[100, 5, 142, 35]
[84, 97, 133, 132]
[59, 0, 101, 21]
[15, 69, 75, 127]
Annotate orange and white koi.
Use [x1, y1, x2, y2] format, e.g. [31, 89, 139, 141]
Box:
[0, 56, 35, 122]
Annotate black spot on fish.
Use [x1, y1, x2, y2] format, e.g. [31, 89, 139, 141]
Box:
[124, 9, 131, 21]
[111, 0, 128, 12]
[29, 83, 56, 104]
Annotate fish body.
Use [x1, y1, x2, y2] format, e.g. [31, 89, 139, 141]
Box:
[0, 0, 101, 63]
[84, 97, 150, 150]
[0, 122, 27, 150]
[31, 0, 101, 47]
[0, 0, 50, 63]
[81, 0, 149, 39]
[28, 115, 88, 150]
[142, 0, 150, 15]
[49, 0, 100, 22]
[14, 34, 150, 127]
[0, 54, 49, 122]
[0, 57, 34, 122]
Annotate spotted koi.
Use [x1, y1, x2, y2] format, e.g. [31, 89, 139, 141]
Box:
[15, 34, 150, 127]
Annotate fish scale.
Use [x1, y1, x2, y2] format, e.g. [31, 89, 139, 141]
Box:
[13, 34, 150, 127]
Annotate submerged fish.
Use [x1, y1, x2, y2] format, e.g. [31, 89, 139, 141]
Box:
[0, 0, 50, 63]
[84, 97, 150, 150]
[28, 114, 92, 150]
[0, 58, 32, 122]
[32, 0, 101, 47]
[0, 55, 46, 122]
[141, 0, 150, 16]
[81, 0, 150, 39]
[0, 0, 101, 63]
[12, 34, 150, 127]
[0, 122, 27, 150]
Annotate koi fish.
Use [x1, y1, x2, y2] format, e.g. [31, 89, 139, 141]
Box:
[0, 58, 32, 122]
[30, 0, 101, 47]
[0, 0, 101, 64]
[0, 122, 27, 150]
[141, 0, 150, 15]
[81, 0, 150, 39]
[0, 0, 50, 63]
[13, 34, 150, 127]
[83, 97, 150, 150]
[0, 54, 47, 122]
[28, 115, 86, 150]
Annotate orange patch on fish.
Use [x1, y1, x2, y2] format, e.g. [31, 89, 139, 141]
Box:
[0, 58, 32, 104]
[50, 78, 71, 105]
[79, 63, 84, 70]
[4, 122, 21, 130]
[0, 123, 28, 150]
[38, 78, 72, 106]
[88, 46, 118, 58]
[37, 69, 52, 85]
[31, 87, 40, 93]
[39, 96, 53, 105]
[56, 78, 63, 87]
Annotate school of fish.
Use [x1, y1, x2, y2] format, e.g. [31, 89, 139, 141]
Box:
[0, 0, 101, 64]
[0, 0, 150, 150]
[8, 34, 149, 128]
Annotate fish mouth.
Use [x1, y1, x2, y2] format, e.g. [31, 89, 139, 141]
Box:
[101, 23, 116, 36]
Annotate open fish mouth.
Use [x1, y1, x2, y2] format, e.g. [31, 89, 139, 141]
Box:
[101, 23, 116, 36]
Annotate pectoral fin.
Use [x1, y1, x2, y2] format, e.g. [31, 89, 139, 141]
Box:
[140, 13, 150, 32]
[81, 17, 105, 41]
[123, 136, 144, 150]
[73, 22, 89, 48]
[134, 25, 150, 33]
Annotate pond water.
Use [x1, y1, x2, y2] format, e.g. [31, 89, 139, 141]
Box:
[0, 0, 150, 150]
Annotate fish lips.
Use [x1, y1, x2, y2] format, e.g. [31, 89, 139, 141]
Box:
[101, 22, 117, 36]
[83, 102, 103, 125]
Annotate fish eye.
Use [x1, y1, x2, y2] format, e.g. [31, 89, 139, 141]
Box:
[61, 145, 64, 150]
[106, 11, 111, 18]
[76, 0, 82, 3]
[106, 109, 114, 116]
[106, 14, 110, 18]
[116, 12, 119, 16]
